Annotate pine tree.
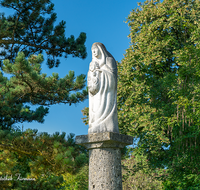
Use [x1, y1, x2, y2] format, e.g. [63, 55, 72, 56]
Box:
[0, 128, 88, 189]
[0, 0, 87, 68]
[0, 0, 88, 130]
[0, 1, 88, 189]
[1, 52, 87, 130]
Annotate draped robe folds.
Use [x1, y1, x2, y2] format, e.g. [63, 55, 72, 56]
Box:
[88, 57, 119, 134]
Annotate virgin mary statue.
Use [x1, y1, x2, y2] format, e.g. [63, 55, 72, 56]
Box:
[87, 42, 119, 134]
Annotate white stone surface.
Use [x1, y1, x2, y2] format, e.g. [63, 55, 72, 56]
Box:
[88, 42, 119, 134]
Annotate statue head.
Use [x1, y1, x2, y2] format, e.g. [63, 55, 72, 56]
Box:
[91, 42, 114, 61]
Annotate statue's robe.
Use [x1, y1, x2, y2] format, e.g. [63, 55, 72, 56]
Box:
[88, 57, 119, 134]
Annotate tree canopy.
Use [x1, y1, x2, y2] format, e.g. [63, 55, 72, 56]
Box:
[0, 0, 88, 130]
[1, 52, 87, 130]
[0, 129, 88, 189]
[117, 0, 200, 188]
[0, 0, 87, 68]
[0, 0, 88, 189]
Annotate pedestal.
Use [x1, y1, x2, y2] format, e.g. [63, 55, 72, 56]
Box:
[75, 132, 133, 190]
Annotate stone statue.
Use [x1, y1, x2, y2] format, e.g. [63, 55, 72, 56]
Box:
[88, 42, 119, 134]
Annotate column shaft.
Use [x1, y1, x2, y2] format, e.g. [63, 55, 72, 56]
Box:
[89, 148, 122, 189]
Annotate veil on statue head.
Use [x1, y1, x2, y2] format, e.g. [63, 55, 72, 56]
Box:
[92, 42, 115, 61]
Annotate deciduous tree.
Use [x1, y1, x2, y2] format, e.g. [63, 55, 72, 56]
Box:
[117, 0, 200, 188]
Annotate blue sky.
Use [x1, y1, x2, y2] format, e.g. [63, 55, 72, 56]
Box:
[2, 0, 145, 136]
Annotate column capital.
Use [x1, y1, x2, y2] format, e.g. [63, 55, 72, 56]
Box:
[75, 132, 133, 149]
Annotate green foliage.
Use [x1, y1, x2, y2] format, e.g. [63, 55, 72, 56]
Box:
[11, 173, 64, 190]
[122, 150, 163, 190]
[81, 107, 89, 126]
[117, 0, 200, 188]
[0, 52, 87, 130]
[60, 164, 89, 190]
[0, 129, 88, 189]
[0, 0, 87, 68]
[0, 0, 88, 130]
[0, 1, 88, 189]
[0, 150, 17, 189]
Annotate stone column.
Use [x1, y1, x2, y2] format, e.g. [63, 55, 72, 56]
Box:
[75, 132, 133, 190]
